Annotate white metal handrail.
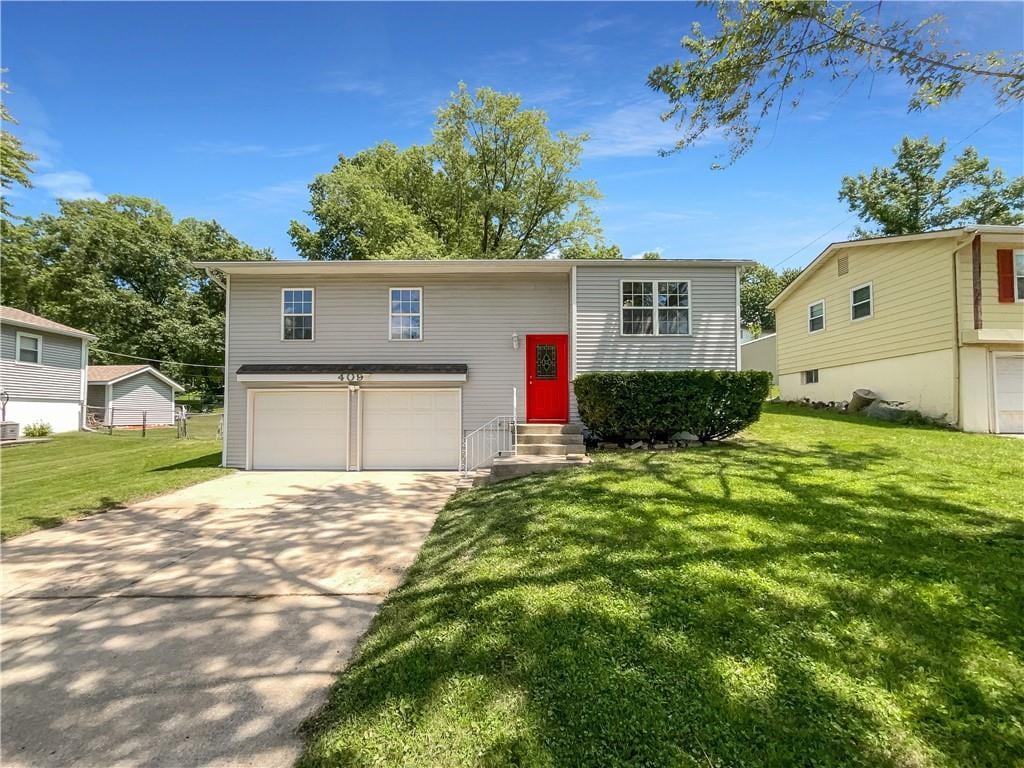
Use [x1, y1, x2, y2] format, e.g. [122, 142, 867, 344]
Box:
[461, 387, 518, 474]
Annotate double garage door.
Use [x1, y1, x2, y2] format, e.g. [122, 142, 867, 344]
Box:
[250, 389, 461, 470]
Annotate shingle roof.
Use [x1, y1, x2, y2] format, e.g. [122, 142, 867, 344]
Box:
[0, 305, 96, 339]
[87, 364, 151, 383]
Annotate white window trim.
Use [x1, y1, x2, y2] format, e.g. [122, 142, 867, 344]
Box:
[802, 369, 819, 384]
[619, 279, 692, 337]
[15, 331, 43, 365]
[1013, 249, 1024, 303]
[807, 299, 826, 335]
[388, 286, 423, 342]
[850, 281, 873, 322]
[281, 287, 315, 342]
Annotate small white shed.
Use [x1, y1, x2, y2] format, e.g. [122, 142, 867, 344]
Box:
[740, 333, 777, 383]
[86, 365, 184, 426]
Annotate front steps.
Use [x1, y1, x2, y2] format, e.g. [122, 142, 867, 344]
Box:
[459, 422, 589, 487]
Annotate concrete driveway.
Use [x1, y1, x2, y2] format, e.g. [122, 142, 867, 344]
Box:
[1, 471, 457, 768]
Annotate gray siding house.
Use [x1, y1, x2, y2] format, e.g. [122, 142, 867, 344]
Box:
[87, 365, 184, 426]
[0, 306, 95, 435]
[197, 259, 748, 471]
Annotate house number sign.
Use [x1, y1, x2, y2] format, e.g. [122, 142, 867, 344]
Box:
[338, 373, 365, 383]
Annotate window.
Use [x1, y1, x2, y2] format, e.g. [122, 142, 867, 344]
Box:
[1015, 251, 1024, 301]
[802, 369, 819, 384]
[282, 288, 314, 340]
[808, 300, 825, 333]
[389, 287, 422, 340]
[15, 332, 42, 364]
[621, 280, 690, 336]
[851, 282, 872, 320]
[535, 344, 557, 380]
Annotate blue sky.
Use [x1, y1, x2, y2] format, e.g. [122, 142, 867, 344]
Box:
[3, 1, 1022, 269]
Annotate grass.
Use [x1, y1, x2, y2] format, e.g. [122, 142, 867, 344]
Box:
[301, 404, 1024, 768]
[1, 413, 229, 538]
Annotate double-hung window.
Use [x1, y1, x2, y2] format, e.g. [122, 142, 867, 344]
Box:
[851, 282, 872, 320]
[808, 300, 825, 333]
[282, 288, 314, 340]
[389, 287, 422, 340]
[621, 280, 690, 336]
[15, 332, 42, 364]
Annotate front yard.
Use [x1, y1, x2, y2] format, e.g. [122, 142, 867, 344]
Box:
[1, 414, 230, 538]
[301, 404, 1023, 768]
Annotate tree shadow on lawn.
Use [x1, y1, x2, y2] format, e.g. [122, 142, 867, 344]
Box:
[300, 436, 1024, 768]
[150, 451, 223, 471]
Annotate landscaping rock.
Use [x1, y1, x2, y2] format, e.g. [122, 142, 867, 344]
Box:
[864, 400, 912, 423]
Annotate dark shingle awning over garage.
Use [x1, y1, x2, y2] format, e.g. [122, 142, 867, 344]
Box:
[236, 363, 468, 375]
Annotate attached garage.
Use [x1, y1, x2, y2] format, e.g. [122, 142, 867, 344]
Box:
[361, 389, 461, 470]
[250, 389, 349, 470]
[239, 363, 469, 471]
[995, 355, 1024, 434]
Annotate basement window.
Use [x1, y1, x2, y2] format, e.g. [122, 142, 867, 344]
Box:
[802, 369, 819, 384]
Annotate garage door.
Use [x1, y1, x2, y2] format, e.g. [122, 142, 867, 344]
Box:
[251, 390, 349, 470]
[361, 389, 461, 470]
[996, 355, 1024, 434]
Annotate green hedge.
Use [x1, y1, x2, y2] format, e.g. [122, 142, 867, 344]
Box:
[573, 370, 773, 444]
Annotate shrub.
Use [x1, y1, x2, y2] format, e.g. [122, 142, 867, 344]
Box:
[23, 421, 53, 437]
[574, 370, 773, 444]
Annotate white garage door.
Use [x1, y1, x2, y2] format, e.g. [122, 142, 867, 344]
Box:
[996, 355, 1024, 434]
[251, 390, 349, 470]
[361, 389, 461, 470]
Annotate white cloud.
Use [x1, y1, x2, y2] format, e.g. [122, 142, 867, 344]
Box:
[580, 100, 682, 158]
[228, 180, 308, 209]
[35, 171, 103, 201]
[180, 141, 325, 158]
[626, 247, 663, 259]
[319, 73, 386, 96]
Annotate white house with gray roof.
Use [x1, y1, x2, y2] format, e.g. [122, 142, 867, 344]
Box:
[0, 305, 96, 435]
[198, 258, 748, 472]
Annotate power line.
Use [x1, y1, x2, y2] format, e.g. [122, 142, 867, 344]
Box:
[770, 106, 1018, 270]
[91, 348, 224, 369]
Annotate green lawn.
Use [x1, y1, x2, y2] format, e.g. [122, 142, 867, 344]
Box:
[1, 413, 230, 538]
[301, 405, 1024, 768]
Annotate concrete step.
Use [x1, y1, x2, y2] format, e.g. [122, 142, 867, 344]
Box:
[516, 443, 578, 457]
[516, 422, 584, 436]
[516, 432, 585, 446]
[490, 454, 592, 482]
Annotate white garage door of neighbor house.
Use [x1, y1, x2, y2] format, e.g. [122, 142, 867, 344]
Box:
[251, 390, 349, 470]
[361, 389, 461, 470]
[996, 355, 1024, 434]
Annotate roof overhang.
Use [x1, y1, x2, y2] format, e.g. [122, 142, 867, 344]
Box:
[2, 317, 97, 341]
[767, 225, 1024, 310]
[91, 366, 186, 392]
[195, 258, 755, 277]
[235, 363, 468, 384]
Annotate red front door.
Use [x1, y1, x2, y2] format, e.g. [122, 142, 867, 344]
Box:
[526, 334, 569, 423]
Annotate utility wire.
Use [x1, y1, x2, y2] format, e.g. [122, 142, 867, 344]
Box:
[91, 348, 224, 369]
[770, 105, 1019, 270]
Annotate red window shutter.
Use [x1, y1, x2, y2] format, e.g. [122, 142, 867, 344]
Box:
[997, 249, 1015, 303]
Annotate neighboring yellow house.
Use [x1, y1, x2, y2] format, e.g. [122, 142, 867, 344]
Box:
[768, 225, 1024, 434]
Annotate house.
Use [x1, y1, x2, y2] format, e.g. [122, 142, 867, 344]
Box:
[768, 225, 1024, 433]
[740, 333, 777, 383]
[86, 365, 185, 427]
[195, 258, 748, 471]
[0, 306, 96, 435]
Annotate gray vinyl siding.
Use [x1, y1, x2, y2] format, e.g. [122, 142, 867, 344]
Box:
[109, 373, 175, 425]
[574, 264, 740, 373]
[225, 274, 570, 468]
[0, 324, 84, 401]
[86, 384, 107, 408]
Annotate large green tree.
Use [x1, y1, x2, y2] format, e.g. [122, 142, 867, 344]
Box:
[290, 85, 613, 260]
[839, 136, 1024, 237]
[1, 75, 37, 219]
[649, 1, 1024, 165]
[1, 196, 270, 395]
[741, 262, 801, 334]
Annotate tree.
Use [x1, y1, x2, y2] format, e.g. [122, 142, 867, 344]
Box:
[740, 262, 801, 334]
[641, 250, 662, 260]
[0, 195, 270, 397]
[1, 75, 37, 218]
[648, 1, 1024, 165]
[839, 136, 1024, 237]
[290, 85, 615, 260]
